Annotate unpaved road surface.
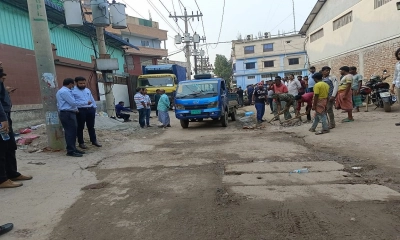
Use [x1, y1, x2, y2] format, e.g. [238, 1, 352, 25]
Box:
[45, 109, 400, 240]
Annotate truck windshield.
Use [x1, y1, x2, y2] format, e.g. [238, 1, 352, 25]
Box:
[176, 81, 218, 99]
[138, 77, 173, 87]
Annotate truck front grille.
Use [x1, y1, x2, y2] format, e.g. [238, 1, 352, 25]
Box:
[184, 105, 208, 110]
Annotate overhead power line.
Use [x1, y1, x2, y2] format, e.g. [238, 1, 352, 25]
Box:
[147, 0, 179, 33]
[157, 0, 184, 33]
[121, 0, 145, 18]
[210, 0, 226, 49]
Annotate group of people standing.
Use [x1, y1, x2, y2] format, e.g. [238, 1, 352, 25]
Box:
[133, 88, 171, 129]
[56, 77, 102, 158]
[239, 65, 364, 135]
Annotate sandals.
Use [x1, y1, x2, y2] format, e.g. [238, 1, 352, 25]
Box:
[341, 118, 354, 123]
[315, 130, 330, 135]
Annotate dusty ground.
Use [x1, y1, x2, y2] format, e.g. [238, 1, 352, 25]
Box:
[2, 104, 400, 240]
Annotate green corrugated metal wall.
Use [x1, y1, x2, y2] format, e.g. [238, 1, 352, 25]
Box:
[0, 1, 125, 73]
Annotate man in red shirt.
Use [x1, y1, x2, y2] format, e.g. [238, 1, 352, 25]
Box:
[295, 92, 313, 122]
[269, 76, 289, 120]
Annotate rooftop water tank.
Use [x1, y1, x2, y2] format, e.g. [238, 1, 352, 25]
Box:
[63, 0, 83, 27]
[91, 0, 110, 27]
[110, 2, 127, 29]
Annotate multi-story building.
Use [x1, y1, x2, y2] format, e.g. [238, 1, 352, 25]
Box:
[82, 0, 169, 77]
[231, 34, 308, 88]
[0, 0, 136, 114]
[299, 0, 400, 79]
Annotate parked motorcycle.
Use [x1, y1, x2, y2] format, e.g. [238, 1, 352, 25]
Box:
[360, 70, 396, 112]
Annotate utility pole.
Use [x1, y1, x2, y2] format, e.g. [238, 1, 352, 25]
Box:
[170, 9, 202, 80]
[193, 40, 198, 75]
[291, 0, 296, 33]
[95, 27, 116, 117]
[27, 0, 64, 150]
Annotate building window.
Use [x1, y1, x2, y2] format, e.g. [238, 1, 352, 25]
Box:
[141, 40, 150, 47]
[284, 71, 303, 77]
[244, 46, 255, 54]
[247, 76, 255, 79]
[288, 58, 299, 65]
[333, 11, 353, 31]
[310, 28, 324, 42]
[375, 0, 392, 9]
[263, 61, 274, 68]
[245, 62, 256, 69]
[263, 43, 273, 52]
[261, 73, 278, 79]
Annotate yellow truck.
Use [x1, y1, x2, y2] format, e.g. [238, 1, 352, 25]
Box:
[137, 64, 187, 108]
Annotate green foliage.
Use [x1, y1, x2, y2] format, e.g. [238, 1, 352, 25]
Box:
[214, 54, 233, 86]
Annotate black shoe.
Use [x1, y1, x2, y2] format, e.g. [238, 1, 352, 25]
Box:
[92, 142, 102, 147]
[147, 125, 152, 127]
[149, 116, 153, 118]
[79, 144, 87, 149]
[75, 149, 86, 154]
[66, 152, 83, 157]
[166, 124, 171, 127]
[0, 223, 13, 236]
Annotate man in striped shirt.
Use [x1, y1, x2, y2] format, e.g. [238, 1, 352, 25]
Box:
[134, 88, 146, 128]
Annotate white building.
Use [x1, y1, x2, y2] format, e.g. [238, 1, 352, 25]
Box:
[299, 0, 400, 79]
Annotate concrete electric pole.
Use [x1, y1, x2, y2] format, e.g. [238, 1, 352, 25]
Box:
[27, 0, 65, 150]
[170, 9, 202, 80]
[95, 27, 116, 117]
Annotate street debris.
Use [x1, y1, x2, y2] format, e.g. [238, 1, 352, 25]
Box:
[27, 161, 46, 165]
[290, 168, 309, 174]
[352, 167, 362, 170]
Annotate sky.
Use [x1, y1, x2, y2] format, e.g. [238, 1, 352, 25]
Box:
[116, 0, 317, 65]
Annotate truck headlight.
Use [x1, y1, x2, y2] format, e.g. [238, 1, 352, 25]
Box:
[175, 104, 185, 110]
[207, 101, 218, 108]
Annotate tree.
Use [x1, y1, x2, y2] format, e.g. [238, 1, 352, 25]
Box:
[214, 54, 233, 86]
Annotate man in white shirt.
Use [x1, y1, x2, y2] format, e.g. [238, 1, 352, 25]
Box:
[287, 74, 302, 112]
[321, 66, 339, 128]
[143, 88, 152, 127]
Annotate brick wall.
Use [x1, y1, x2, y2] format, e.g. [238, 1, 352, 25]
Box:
[0, 44, 99, 106]
[311, 38, 400, 83]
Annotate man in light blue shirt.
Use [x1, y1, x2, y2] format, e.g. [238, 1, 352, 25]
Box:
[72, 76, 101, 149]
[56, 78, 84, 157]
[307, 66, 316, 92]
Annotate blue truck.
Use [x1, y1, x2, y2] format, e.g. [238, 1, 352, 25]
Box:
[174, 74, 238, 128]
[138, 64, 187, 106]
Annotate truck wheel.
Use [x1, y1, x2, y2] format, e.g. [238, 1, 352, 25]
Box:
[221, 110, 228, 127]
[383, 101, 391, 112]
[180, 119, 189, 128]
[231, 108, 237, 121]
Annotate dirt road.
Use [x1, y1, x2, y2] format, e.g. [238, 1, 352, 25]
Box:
[43, 107, 400, 240]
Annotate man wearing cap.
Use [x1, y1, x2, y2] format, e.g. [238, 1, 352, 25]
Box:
[321, 66, 338, 128]
[252, 82, 267, 123]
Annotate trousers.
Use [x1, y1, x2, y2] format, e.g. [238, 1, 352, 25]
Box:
[311, 111, 329, 131]
[0, 112, 20, 183]
[138, 108, 146, 128]
[326, 101, 335, 127]
[255, 103, 265, 122]
[76, 107, 97, 144]
[146, 108, 151, 126]
[59, 111, 78, 154]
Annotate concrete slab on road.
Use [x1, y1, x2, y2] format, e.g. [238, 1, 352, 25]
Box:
[225, 161, 344, 174]
[223, 171, 351, 186]
[231, 184, 400, 202]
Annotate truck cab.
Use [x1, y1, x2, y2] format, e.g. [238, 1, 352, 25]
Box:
[138, 64, 186, 107]
[174, 74, 237, 128]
